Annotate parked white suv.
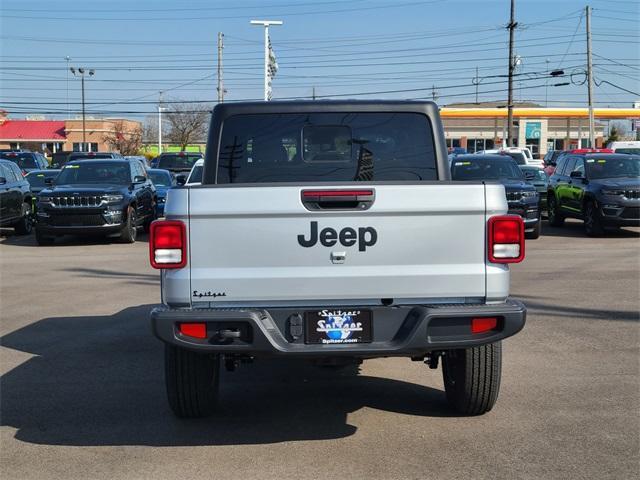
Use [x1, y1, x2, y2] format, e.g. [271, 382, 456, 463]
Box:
[479, 147, 543, 167]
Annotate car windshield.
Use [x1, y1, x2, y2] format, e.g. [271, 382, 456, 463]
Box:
[0, 152, 37, 168]
[452, 158, 524, 180]
[216, 112, 437, 183]
[614, 148, 640, 155]
[586, 156, 640, 179]
[148, 171, 172, 186]
[26, 171, 59, 188]
[157, 154, 201, 170]
[187, 165, 203, 184]
[55, 162, 131, 185]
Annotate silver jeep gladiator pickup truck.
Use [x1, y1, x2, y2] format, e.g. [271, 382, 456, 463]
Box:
[149, 101, 526, 418]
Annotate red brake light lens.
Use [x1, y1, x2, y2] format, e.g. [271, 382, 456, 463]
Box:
[471, 317, 498, 334]
[179, 323, 207, 339]
[149, 220, 187, 269]
[488, 215, 525, 264]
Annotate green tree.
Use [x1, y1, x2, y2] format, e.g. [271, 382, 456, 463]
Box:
[605, 125, 619, 146]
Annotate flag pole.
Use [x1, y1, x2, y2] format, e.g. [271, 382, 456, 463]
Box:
[250, 20, 283, 101]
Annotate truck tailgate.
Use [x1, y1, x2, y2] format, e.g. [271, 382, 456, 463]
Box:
[188, 184, 488, 305]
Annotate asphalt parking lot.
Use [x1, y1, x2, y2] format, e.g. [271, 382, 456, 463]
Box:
[1, 220, 638, 480]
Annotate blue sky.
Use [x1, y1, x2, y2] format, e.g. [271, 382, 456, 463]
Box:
[1, 0, 638, 120]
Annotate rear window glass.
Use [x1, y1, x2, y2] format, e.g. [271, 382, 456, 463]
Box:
[215, 112, 436, 184]
[501, 152, 526, 165]
[158, 154, 202, 170]
[0, 152, 37, 169]
[614, 148, 640, 155]
[451, 158, 523, 181]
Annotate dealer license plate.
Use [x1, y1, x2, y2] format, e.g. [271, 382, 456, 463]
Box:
[305, 309, 372, 344]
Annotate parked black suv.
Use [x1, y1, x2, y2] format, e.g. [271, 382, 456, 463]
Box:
[153, 152, 203, 175]
[0, 159, 33, 235]
[0, 151, 49, 174]
[451, 154, 541, 238]
[35, 158, 156, 245]
[547, 153, 640, 236]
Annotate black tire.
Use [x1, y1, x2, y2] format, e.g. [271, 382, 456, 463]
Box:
[165, 344, 220, 418]
[547, 195, 564, 227]
[119, 206, 137, 243]
[525, 216, 541, 239]
[584, 201, 605, 237]
[14, 203, 33, 235]
[442, 342, 502, 416]
[35, 228, 55, 246]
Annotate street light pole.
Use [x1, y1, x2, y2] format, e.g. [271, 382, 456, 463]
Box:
[586, 5, 595, 148]
[250, 20, 283, 101]
[70, 67, 95, 152]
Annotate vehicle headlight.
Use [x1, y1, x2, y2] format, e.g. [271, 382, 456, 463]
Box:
[602, 189, 624, 196]
[103, 194, 124, 203]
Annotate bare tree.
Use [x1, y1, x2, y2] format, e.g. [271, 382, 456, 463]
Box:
[103, 120, 143, 156]
[165, 103, 210, 150]
[142, 115, 158, 144]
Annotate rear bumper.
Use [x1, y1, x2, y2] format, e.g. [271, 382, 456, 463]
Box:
[150, 299, 526, 357]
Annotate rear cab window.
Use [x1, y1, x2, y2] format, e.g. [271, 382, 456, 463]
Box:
[215, 112, 437, 184]
[0, 152, 38, 169]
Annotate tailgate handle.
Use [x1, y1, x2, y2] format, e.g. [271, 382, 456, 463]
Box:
[301, 189, 375, 211]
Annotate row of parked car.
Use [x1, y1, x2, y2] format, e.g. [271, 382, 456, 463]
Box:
[0, 150, 204, 244]
[2, 145, 638, 245]
[450, 145, 640, 237]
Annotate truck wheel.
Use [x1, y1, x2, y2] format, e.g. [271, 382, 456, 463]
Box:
[584, 201, 604, 237]
[119, 206, 137, 243]
[35, 228, 55, 246]
[442, 342, 502, 415]
[165, 344, 220, 418]
[547, 196, 564, 227]
[525, 216, 541, 239]
[14, 203, 33, 235]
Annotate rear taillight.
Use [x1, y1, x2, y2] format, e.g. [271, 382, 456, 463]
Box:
[488, 215, 525, 264]
[149, 220, 187, 269]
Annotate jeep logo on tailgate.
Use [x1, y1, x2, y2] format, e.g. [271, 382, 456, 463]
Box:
[298, 221, 377, 251]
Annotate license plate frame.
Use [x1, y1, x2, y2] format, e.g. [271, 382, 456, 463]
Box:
[304, 309, 373, 345]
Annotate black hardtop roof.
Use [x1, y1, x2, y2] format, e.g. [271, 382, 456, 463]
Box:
[213, 100, 438, 117]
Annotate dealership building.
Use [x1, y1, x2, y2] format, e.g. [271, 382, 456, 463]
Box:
[440, 102, 640, 155]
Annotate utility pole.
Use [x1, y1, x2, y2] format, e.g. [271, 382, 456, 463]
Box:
[158, 91, 163, 155]
[217, 32, 224, 103]
[431, 84, 438, 103]
[250, 20, 283, 101]
[506, 0, 517, 147]
[586, 5, 595, 148]
[312, 86, 316, 100]
[65, 56, 71, 119]
[475, 66, 479, 104]
[70, 67, 94, 152]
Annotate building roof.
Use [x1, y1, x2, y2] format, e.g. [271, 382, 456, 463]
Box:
[440, 107, 640, 119]
[0, 120, 66, 141]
